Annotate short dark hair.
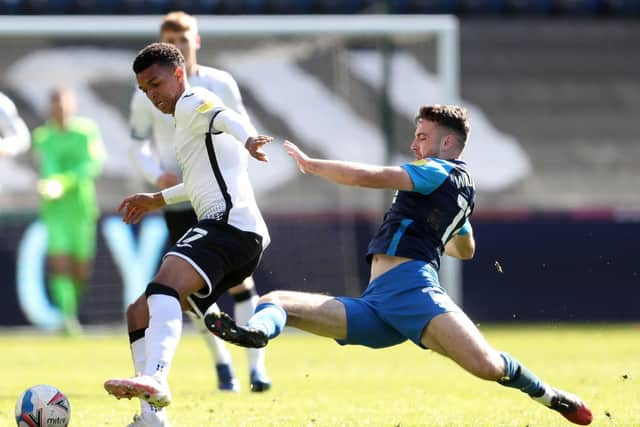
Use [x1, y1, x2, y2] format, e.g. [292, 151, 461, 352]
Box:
[416, 105, 470, 149]
[133, 42, 185, 74]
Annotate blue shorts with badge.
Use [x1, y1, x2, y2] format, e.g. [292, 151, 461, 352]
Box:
[336, 260, 461, 349]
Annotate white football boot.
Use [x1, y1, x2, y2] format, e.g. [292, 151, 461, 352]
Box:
[104, 375, 172, 408]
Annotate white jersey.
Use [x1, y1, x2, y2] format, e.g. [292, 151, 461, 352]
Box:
[170, 86, 270, 247]
[129, 65, 249, 183]
[0, 92, 31, 156]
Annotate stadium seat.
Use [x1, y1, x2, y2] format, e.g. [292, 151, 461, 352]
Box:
[603, 0, 640, 15]
[75, 0, 124, 13]
[27, 0, 74, 14]
[216, 0, 266, 14]
[504, 0, 553, 14]
[268, 0, 315, 14]
[242, 0, 269, 14]
[554, 0, 602, 15]
[460, 0, 506, 14]
[388, 0, 462, 13]
[315, 0, 372, 13]
[0, 0, 25, 13]
[122, 0, 171, 14]
[173, 0, 223, 14]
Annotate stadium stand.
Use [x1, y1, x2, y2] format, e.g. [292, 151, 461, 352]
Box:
[460, 20, 640, 208]
[0, 0, 638, 15]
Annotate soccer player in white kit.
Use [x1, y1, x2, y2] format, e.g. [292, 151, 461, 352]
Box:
[0, 91, 30, 157]
[104, 43, 273, 427]
[129, 11, 271, 393]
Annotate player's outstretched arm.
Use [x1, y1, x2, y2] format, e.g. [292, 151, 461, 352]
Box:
[245, 135, 273, 162]
[210, 108, 272, 162]
[117, 192, 165, 224]
[283, 140, 413, 191]
[0, 93, 31, 157]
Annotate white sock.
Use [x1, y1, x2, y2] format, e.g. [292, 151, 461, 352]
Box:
[131, 336, 146, 376]
[532, 387, 555, 407]
[185, 309, 232, 366]
[132, 336, 165, 416]
[234, 295, 266, 374]
[144, 294, 182, 385]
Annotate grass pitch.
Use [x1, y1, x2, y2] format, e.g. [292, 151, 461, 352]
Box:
[1, 323, 638, 426]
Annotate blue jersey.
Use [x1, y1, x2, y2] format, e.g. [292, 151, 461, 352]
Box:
[367, 158, 475, 270]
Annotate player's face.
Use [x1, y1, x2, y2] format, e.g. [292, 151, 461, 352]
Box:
[136, 63, 185, 114]
[50, 92, 76, 125]
[160, 29, 199, 68]
[411, 118, 445, 159]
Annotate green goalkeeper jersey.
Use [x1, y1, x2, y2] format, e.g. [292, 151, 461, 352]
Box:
[33, 117, 104, 220]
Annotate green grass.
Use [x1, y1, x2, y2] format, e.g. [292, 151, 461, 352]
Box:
[2, 324, 638, 426]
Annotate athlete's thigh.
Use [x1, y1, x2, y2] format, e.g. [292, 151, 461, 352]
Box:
[334, 295, 406, 348]
[422, 310, 495, 368]
[362, 260, 460, 348]
[154, 255, 206, 303]
[70, 258, 92, 284]
[48, 254, 73, 275]
[271, 291, 348, 340]
[166, 219, 262, 303]
[68, 218, 97, 261]
[44, 217, 72, 256]
[227, 276, 255, 295]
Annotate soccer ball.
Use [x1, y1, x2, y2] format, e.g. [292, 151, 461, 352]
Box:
[14, 384, 70, 427]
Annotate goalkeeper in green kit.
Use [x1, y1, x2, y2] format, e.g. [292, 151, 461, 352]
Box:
[32, 88, 105, 334]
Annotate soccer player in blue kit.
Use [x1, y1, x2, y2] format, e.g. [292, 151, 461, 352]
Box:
[206, 105, 593, 426]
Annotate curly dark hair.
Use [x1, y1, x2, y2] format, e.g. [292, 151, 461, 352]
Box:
[133, 42, 185, 74]
[415, 105, 470, 149]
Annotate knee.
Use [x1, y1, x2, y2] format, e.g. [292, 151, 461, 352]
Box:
[466, 351, 504, 381]
[229, 276, 255, 294]
[126, 297, 147, 324]
[258, 290, 286, 306]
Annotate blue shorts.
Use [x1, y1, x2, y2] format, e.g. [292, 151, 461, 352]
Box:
[336, 260, 461, 349]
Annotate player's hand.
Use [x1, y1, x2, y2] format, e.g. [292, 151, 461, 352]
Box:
[117, 192, 165, 224]
[283, 140, 313, 174]
[156, 172, 180, 190]
[245, 135, 272, 162]
[37, 178, 64, 200]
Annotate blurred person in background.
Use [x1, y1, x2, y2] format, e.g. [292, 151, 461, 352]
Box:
[128, 11, 271, 393]
[0, 91, 30, 157]
[33, 87, 105, 335]
[207, 105, 593, 426]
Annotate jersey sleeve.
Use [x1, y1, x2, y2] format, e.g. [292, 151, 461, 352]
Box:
[129, 89, 153, 140]
[213, 70, 250, 121]
[32, 126, 61, 178]
[456, 218, 472, 236]
[176, 88, 256, 144]
[176, 89, 225, 135]
[128, 89, 164, 184]
[0, 92, 31, 155]
[400, 158, 453, 195]
[82, 119, 105, 178]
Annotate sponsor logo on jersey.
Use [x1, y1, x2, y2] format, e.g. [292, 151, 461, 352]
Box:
[197, 101, 215, 113]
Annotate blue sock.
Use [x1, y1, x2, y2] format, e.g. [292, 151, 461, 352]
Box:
[247, 303, 287, 339]
[498, 352, 545, 397]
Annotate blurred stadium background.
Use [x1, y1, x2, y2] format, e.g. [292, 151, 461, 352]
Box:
[0, 2, 638, 331]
